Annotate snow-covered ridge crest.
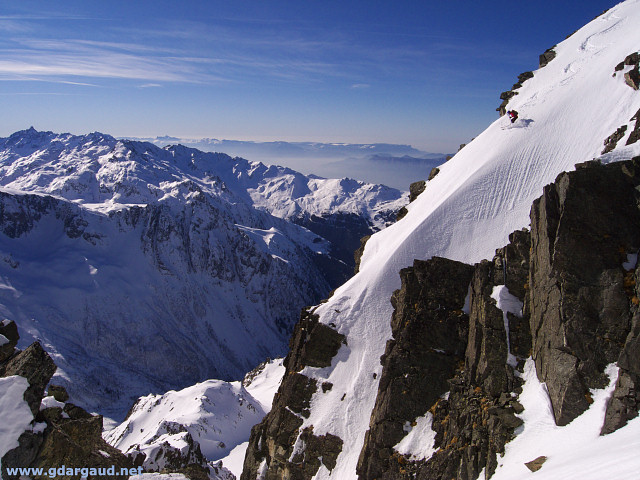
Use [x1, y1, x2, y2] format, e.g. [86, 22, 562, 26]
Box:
[0, 127, 405, 229]
[104, 358, 284, 479]
[250, 1, 640, 478]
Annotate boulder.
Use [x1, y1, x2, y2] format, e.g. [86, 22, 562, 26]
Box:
[48, 384, 70, 402]
[1, 342, 57, 415]
[0, 319, 19, 362]
[409, 180, 427, 202]
[525, 456, 547, 472]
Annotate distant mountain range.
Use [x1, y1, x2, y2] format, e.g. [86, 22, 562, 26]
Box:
[0, 128, 405, 418]
[125, 136, 450, 190]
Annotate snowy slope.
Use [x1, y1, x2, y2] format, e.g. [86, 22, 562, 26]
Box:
[105, 359, 284, 478]
[105, 380, 266, 466]
[489, 360, 640, 479]
[0, 131, 402, 419]
[0, 376, 35, 474]
[286, 2, 640, 478]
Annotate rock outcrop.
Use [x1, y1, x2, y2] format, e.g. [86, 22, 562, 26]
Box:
[396, 180, 429, 221]
[0, 319, 19, 362]
[539, 47, 557, 68]
[240, 309, 345, 480]
[0, 331, 134, 480]
[602, 125, 628, 154]
[626, 108, 640, 146]
[497, 71, 535, 116]
[356, 257, 474, 479]
[355, 231, 530, 480]
[614, 52, 640, 90]
[530, 158, 640, 426]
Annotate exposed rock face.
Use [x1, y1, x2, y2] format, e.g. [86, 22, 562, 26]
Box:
[601, 246, 640, 434]
[397, 180, 429, 221]
[626, 108, 640, 146]
[1, 335, 134, 480]
[530, 158, 640, 426]
[242, 157, 640, 479]
[0, 318, 19, 362]
[497, 71, 535, 116]
[1, 342, 57, 416]
[353, 234, 372, 274]
[602, 125, 628, 154]
[614, 52, 640, 90]
[539, 47, 557, 68]
[356, 257, 474, 480]
[356, 233, 530, 480]
[408, 181, 427, 203]
[240, 309, 345, 480]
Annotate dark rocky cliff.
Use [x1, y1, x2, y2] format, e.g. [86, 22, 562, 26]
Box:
[0, 322, 134, 480]
[241, 156, 640, 479]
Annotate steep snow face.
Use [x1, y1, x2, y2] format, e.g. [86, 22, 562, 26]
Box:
[291, 2, 640, 478]
[0, 131, 401, 419]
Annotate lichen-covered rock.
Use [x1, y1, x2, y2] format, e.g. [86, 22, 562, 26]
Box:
[357, 257, 474, 480]
[529, 157, 640, 426]
[0, 342, 57, 415]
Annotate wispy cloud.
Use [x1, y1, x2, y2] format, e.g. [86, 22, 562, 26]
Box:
[0, 12, 497, 91]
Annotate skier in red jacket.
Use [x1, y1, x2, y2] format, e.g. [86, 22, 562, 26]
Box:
[507, 110, 519, 123]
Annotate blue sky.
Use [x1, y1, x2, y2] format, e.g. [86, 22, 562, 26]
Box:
[0, 1, 615, 152]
